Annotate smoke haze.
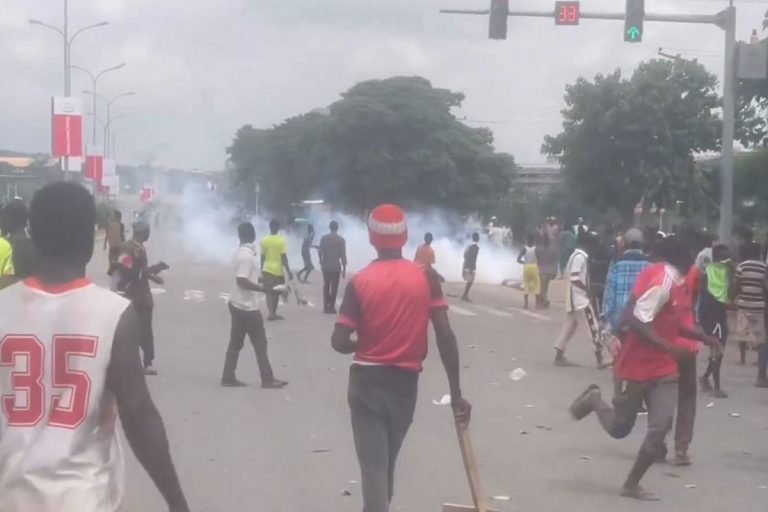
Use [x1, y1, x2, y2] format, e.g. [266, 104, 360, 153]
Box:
[165, 185, 522, 285]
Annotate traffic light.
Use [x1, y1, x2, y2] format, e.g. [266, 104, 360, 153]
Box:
[489, 0, 509, 40]
[624, 0, 645, 43]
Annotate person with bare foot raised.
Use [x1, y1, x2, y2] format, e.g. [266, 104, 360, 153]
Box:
[569, 235, 720, 501]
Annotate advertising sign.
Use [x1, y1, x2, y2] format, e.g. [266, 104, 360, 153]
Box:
[52, 97, 83, 157]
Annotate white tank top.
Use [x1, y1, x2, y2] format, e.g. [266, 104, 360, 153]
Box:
[523, 245, 538, 264]
[0, 278, 130, 512]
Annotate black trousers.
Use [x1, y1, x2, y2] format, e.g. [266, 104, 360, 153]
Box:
[323, 271, 341, 312]
[348, 365, 418, 512]
[134, 303, 155, 367]
[222, 304, 274, 383]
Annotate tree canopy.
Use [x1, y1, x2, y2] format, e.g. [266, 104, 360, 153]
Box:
[543, 59, 722, 224]
[228, 76, 516, 215]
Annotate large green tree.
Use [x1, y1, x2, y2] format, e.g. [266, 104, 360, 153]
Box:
[228, 77, 516, 215]
[543, 59, 721, 224]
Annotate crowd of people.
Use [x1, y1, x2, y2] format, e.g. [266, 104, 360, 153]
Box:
[1, 186, 767, 510]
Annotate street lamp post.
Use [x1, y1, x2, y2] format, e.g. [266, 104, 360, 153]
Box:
[84, 91, 135, 158]
[71, 63, 126, 144]
[29, 0, 109, 95]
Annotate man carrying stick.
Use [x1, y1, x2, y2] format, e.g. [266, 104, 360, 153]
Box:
[332, 204, 471, 512]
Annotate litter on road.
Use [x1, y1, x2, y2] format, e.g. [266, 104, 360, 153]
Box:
[509, 368, 527, 381]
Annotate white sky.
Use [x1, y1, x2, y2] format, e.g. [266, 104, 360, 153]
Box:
[0, 0, 765, 170]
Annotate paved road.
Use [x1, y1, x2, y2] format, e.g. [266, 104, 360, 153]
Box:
[88, 236, 768, 512]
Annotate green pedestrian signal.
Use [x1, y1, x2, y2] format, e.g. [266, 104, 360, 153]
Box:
[624, 0, 644, 43]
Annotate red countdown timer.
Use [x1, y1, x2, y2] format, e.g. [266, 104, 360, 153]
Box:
[555, 1, 580, 25]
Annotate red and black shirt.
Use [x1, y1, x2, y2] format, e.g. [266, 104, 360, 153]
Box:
[337, 258, 448, 372]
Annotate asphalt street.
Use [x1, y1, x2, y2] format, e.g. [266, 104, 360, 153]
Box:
[88, 233, 768, 512]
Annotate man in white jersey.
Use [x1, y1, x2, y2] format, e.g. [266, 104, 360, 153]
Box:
[0, 182, 189, 512]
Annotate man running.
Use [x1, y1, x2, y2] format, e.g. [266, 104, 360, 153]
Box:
[569, 235, 720, 500]
[114, 221, 167, 375]
[0, 182, 188, 512]
[297, 223, 316, 284]
[221, 222, 288, 389]
[553, 233, 603, 366]
[460, 232, 480, 302]
[104, 209, 125, 274]
[260, 219, 293, 321]
[332, 204, 471, 512]
[319, 220, 347, 314]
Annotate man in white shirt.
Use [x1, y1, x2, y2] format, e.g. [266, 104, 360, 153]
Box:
[554, 233, 604, 366]
[221, 222, 288, 389]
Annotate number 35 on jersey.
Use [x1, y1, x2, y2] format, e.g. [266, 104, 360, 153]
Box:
[1, 334, 98, 429]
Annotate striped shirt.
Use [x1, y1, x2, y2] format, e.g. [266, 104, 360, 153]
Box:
[734, 260, 766, 312]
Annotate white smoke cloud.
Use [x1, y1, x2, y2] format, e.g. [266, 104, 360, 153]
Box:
[165, 184, 522, 285]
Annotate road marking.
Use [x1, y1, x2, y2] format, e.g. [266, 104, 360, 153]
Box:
[150, 287, 166, 295]
[512, 308, 551, 322]
[183, 290, 205, 302]
[449, 305, 478, 317]
[218, 292, 230, 302]
[474, 305, 513, 317]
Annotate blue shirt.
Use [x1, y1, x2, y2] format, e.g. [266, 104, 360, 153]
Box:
[602, 249, 649, 331]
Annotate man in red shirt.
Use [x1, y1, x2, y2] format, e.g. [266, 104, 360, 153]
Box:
[332, 204, 471, 512]
[569, 235, 720, 500]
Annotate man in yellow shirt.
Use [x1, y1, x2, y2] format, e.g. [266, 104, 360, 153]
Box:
[260, 219, 293, 321]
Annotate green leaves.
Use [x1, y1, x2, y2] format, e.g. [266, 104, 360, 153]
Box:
[227, 76, 516, 215]
[543, 59, 721, 224]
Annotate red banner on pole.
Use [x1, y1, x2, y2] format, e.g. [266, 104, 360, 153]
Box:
[52, 97, 83, 157]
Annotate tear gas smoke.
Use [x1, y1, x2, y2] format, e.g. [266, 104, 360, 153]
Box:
[164, 185, 522, 285]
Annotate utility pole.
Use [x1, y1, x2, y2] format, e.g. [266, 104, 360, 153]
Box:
[441, 0, 738, 242]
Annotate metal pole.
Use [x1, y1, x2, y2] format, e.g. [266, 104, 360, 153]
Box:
[63, 0, 69, 179]
[720, 2, 736, 242]
[63, 0, 69, 95]
[92, 79, 98, 145]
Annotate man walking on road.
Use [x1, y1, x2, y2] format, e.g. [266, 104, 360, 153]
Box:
[297, 223, 316, 284]
[553, 233, 603, 366]
[460, 232, 480, 302]
[602, 228, 648, 334]
[414, 232, 436, 267]
[569, 235, 720, 500]
[0, 182, 188, 512]
[115, 221, 168, 375]
[731, 241, 767, 385]
[104, 209, 125, 274]
[260, 219, 293, 321]
[331, 204, 471, 512]
[319, 220, 347, 314]
[221, 222, 288, 389]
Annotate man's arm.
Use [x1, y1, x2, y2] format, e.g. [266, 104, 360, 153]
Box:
[623, 288, 693, 361]
[516, 248, 525, 265]
[237, 276, 274, 294]
[679, 324, 723, 354]
[260, 253, 265, 272]
[331, 324, 357, 354]
[106, 306, 189, 512]
[332, 280, 359, 354]
[431, 308, 471, 429]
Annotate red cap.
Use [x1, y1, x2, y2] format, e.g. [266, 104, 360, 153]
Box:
[368, 204, 408, 250]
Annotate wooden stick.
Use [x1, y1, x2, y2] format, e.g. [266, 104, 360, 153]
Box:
[456, 425, 489, 512]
